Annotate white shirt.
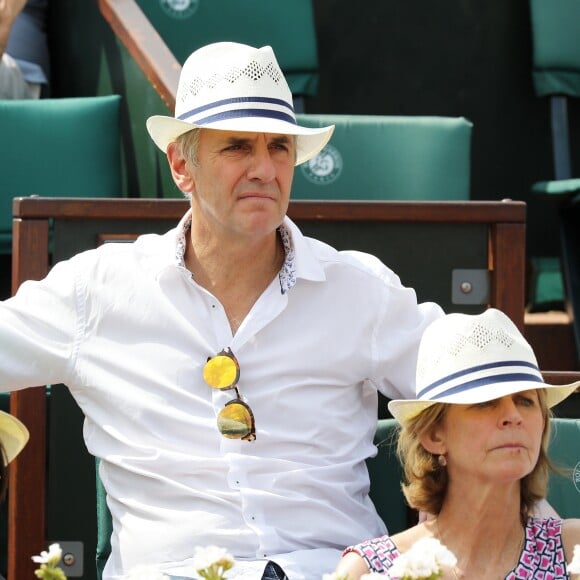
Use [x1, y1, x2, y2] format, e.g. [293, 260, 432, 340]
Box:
[0, 212, 443, 579]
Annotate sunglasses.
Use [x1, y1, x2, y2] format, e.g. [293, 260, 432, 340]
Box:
[203, 347, 256, 441]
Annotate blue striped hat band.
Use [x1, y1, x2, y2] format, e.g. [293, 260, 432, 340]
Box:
[178, 96, 296, 126]
[417, 359, 543, 401]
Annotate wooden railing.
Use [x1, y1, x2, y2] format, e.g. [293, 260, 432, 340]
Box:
[6, 196, 528, 578]
[98, 0, 180, 111]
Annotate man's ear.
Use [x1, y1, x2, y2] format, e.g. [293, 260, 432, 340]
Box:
[419, 427, 446, 456]
[167, 142, 195, 194]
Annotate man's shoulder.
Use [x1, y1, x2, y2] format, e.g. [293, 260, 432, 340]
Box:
[310, 240, 401, 285]
[70, 228, 177, 274]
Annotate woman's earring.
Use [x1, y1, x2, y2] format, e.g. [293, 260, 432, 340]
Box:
[438, 454, 447, 467]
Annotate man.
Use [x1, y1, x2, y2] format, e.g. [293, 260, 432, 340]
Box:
[0, 42, 443, 579]
[0, 0, 49, 99]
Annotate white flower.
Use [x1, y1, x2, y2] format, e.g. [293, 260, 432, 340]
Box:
[193, 545, 233, 569]
[125, 564, 170, 579]
[192, 545, 235, 580]
[388, 537, 457, 580]
[31, 543, 67, 580]
[569, 544, 580, 574]
[31, 543, 63, 567]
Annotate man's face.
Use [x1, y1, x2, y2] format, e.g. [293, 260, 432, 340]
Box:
[185, 128, 296, 241]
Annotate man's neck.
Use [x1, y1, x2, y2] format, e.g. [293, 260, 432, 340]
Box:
[185, 230, 285, 333]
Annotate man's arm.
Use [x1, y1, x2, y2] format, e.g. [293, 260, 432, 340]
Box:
[0, 0, 27, 58]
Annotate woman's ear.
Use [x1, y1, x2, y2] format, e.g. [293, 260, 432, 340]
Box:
[167, 142, 195, 194]
[419, 427, 447, 456]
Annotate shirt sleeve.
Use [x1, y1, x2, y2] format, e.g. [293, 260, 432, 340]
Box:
[0, 257, 81, 390]
[371, 267, 445, 400]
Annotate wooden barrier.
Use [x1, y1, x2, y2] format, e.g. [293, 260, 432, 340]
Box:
[7, 196, 531, 579]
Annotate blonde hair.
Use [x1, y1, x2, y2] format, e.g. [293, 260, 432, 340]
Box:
[396, 389, 553, 519]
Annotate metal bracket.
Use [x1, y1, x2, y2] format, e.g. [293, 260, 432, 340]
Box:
[48, 541, 84, 577]
[452, 269, 490, 305]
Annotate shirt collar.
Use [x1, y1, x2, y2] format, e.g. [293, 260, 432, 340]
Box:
[174, 210, 298, 294]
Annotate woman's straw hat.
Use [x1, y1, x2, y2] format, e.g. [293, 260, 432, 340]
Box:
[388, 309, 579, 425]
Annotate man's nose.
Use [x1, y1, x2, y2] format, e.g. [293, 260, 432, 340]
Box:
[247, 140, 276, 182]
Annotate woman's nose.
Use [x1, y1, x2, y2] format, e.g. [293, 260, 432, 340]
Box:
[499, 397, 523, 426]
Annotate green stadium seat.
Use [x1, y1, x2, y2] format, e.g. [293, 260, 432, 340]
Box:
[293, 115, 472, 201]
[528, 0, 580, 364]
[0, 95, 123, 255]
[134, 0, 318, 111]
[547, 417, 580, 518]
[367, 419, 409, 534]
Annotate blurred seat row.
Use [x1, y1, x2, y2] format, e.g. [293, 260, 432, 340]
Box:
[528, 0, 580, 366]
[0, 1, 578, 579]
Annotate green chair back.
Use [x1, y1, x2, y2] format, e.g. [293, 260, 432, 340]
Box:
[547, 417, 580, 518]
[95, 459, 112, 580]
[292, 115, 472, 201]
[0, 95, 123, 254]
[134, 0, 319, 100]
[527, 0, 580, 361]
[529, 0, 580, 97]
[367, 419, 408, 534]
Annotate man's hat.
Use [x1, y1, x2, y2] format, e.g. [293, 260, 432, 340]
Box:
[0, 410, 29, 464]
[388, 309, 579, 425]
[146, 42, 334, 165]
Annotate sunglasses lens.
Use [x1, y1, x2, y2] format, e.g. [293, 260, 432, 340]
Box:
[217, 401, 254, 440]
[203, 352, 239, 389]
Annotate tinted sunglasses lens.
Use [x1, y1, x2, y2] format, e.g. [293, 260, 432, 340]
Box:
[203, 351, 239, 389]
[217, 400, 255, 441]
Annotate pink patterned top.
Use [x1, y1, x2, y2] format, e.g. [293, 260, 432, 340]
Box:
[343, 517, 569, 578]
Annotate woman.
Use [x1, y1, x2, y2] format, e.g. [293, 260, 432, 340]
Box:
[335, 308, 580, 579]
[0, 408, 28, 501]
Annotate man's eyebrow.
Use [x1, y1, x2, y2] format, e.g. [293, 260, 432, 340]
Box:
[270, 135, 291, 144]
[223, 136, 251, 147]
[221, 135, 292, 146]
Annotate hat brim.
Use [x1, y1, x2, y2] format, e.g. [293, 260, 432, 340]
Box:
[146, 115, 335, 166]
[388, 380, 580, 426]
[0, 410, 29, 464]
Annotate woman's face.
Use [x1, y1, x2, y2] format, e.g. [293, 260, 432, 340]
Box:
[433, 390, 545, 484]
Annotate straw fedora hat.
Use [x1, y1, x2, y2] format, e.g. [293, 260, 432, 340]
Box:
[146, 42, 334, 166]
[0, 410, 29, 464]
[388, 308, 579, 425]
